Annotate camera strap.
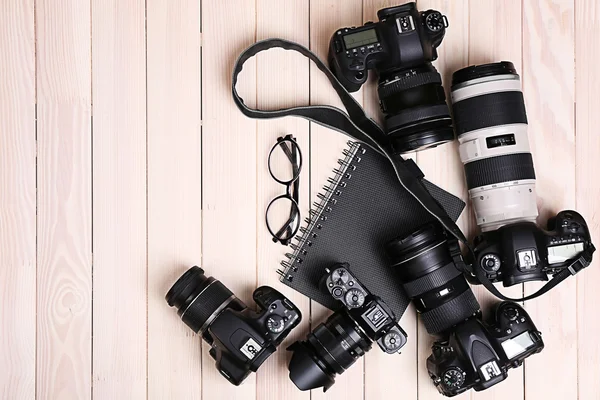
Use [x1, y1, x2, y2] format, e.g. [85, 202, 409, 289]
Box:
[468, 244, 596, 302]
[231, 38, 468, 247]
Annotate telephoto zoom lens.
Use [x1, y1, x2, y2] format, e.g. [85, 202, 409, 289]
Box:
[165, 266, 246, 333]
[451, 62, 537, 232]
[378, 64, 455, 153]
[385, 223, 481, 334]
[287, 311, 372, 391]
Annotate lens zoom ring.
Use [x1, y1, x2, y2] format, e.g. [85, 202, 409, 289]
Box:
[181, 280, 235, 333]
[386, 104, 451, 129]
[452, 91, 528, 135]
[378, 71, 442, 99]
[464, 153, 536, 189]
[402, 262, 463, 298]
[420, 289, 481, 335]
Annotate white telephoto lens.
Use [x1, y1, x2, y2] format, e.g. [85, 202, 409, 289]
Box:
[451, 62, 538, 231]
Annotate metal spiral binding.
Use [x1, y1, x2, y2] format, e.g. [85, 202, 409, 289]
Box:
[278, 141, 363, 283]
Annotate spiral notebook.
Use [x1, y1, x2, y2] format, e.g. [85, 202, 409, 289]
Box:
[278, 142, 465, 319]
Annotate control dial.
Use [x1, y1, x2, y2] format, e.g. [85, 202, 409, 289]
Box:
[442, 367, 466, 390]
[345, 288, 366, 308]
[503, 307, 519, 321]
[481, 254, 501, 273]
[425, 12, 445, 32]
[331, 268, 350, 286]
[382, 331, 403, 352]
[266, 315, 285, 333]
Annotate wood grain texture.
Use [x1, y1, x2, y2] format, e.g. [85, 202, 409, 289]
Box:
[146, 1, 202, 399]
[201, 0, 258, 397]
[309, 1, 366, 399]
[466, 1, 526, 399]
[522, 1, 577, 399]
[36, 1, 92, 398]
[255, 1, 311, 399]
[91, 0, 147, 398]
[0, 1, 36, 398]
[575, 0, 600, 399]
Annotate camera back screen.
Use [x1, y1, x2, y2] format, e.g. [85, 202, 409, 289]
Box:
[501, 331, 535, 359]
[343, 29, 378, 49]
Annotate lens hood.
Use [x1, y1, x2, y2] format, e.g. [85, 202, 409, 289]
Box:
[287, 341, 335, 392]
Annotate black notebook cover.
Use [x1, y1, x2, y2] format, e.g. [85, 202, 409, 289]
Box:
[279, 142, 465, 319]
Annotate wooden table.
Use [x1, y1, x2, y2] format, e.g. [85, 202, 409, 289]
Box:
[1, 0, 598, 399]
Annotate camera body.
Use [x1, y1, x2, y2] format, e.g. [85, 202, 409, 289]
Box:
[287, 264, 407, 392]
[328, 2, 447, 92]
[427, 302, 544, 396]
[471, 210, 593, 286]
[324, 264, 408, 354]
[205, 286, 302, 385]
[166, 267, 301, 386]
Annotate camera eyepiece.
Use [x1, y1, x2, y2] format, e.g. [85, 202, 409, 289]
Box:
[386, 223, 480, 334]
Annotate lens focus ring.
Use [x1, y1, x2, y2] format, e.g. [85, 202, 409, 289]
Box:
[464, 153, 536, 189]
[180, 279, 236, 333]
[419, 289, 481, 334]
[452, 91, 528, 135]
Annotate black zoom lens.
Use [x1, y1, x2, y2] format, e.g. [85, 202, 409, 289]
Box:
[288, 311, 371, 392]
[385, 224, 480, 334]
[166, 266, 245, 333]
[378, 64, 454, 153]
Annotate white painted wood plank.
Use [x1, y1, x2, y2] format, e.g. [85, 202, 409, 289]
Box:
[522, 1, 577, 399]
[575, 0, 600, 399]
[201, 0, 258, 398]
[36, 1, 92, 397]
[91, 1, 147, 397]
[147, 1, 202, 399]
[255, 1, 311, 399]
[0, 1, 36, 398]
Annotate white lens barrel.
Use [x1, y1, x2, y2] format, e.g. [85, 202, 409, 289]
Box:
[451, 63, 538, 231]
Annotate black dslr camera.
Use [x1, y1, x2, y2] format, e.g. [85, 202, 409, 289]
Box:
[166, 266, 301, 385]
[472, 210, 594, 286]
[328, 2, 453, 153]
[427, 302, 544, 396]
[287, 264, 407, 392]
[386, 223, 544, 396]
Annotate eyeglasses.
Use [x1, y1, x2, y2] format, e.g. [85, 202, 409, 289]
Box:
[266, 135, 302, 245]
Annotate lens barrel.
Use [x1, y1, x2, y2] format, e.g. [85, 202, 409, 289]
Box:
[166, 266, 244, 333]
[378, 64, 454, 153]
[386, 224, 480, 334]
[288, 311, 371, 391]
[450, 62, 538, 231]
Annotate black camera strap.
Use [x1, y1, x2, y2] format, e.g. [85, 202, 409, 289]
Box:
[231, 38, 467, 247]
[231, 38, 594, 303]
[467, 244, 595, 302]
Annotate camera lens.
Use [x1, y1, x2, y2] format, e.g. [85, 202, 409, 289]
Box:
[451, 62, 538, 231]
[288, 311, 372, 391]
[166, 266, 245, 333]
[385, 223, 480, 334]
[378, 64, 454, 153]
